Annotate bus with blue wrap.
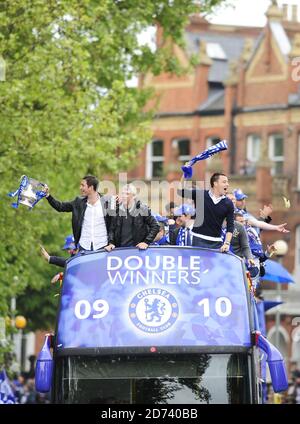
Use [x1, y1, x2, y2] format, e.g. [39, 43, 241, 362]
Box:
[35, 246, 288, 404]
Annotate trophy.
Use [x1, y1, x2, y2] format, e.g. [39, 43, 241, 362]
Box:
[8, 175, 47, 209]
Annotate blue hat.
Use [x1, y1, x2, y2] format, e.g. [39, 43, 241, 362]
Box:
[62, 235, 76, 250]
[174, 204, 195, 216]
[233, 188, 248, 201]
[153, 214, 168, 224]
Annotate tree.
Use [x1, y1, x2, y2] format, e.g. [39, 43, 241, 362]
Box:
[0, 0, 226, 362]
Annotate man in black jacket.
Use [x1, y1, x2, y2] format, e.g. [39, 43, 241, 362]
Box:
[44, 175, 113, 251]
[106, 184, 159, 251]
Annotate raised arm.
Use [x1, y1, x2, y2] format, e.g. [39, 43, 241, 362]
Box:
[177, 163, 195, 200]
[44, 185, 74, 212]
[247, 216, 289, 233]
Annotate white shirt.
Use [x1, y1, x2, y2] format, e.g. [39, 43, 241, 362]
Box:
[79, 198, 108, 250]
[208, 190, 226, 205]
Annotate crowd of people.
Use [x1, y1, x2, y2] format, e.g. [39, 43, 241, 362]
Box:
[40, 172, 289, 298]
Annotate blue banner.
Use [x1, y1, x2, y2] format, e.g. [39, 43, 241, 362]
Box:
[56, 247, 251, 349]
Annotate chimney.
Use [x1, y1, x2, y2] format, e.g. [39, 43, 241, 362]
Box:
[193, 40, 212, 108]
[282, 4, 288, 20]
[291, 5, 298, 22]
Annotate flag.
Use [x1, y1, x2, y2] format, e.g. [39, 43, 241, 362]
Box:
[181, 140, 228, 178]
[261, 259, 295, 284]
[0, 369, 16, 404]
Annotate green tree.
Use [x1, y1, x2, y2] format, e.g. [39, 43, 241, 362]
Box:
[0, 0, 225, 362]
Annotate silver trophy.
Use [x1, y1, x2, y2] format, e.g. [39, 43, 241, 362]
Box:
[9, 175, 46, 209]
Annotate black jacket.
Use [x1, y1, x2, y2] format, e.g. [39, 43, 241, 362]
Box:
[168, 227, 180, 245]
[108, 200, 160, 247]
[46, 194, 112, 246]
[49, 256, 66, 268]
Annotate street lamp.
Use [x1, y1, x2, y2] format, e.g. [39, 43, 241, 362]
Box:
[15, 315, 27, 372]
[273, 239, 288, 350]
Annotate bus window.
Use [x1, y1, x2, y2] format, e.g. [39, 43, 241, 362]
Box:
[54, 353, 251, 404]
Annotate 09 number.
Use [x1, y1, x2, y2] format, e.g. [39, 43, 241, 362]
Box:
[74, 299, 109, 320]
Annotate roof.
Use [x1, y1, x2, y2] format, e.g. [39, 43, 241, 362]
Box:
[198, 88, 224, 112]
[270, 21, 291, 58]
[185, 31, 249, 83]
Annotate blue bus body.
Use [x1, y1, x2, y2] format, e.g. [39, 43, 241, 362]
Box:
[36, 247, 288, 403]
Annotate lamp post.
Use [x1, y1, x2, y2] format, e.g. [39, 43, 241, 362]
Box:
[273, 239, 288, 349]
[15, 315, 27, 372]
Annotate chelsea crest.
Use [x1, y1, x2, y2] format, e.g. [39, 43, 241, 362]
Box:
[129, 288, 179, 333]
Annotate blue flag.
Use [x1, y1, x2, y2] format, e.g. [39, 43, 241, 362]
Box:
[181, 140, 228, 178]
[0, 369, 16, 404]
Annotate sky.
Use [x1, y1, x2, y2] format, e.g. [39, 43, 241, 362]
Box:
[138, 0, 300, 50]
[130, 0, 299, 86]
[207, 0, 300, 26]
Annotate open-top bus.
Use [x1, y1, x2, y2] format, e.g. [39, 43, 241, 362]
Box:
[36, 246, 288, 404]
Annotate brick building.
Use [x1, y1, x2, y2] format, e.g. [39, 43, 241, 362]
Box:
[128, 1, 300, 373]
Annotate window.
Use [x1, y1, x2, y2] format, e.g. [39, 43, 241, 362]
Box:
[247, 134, 261, 162]
[54, 353, 251, 404]
[172, 138, 190, 164]
[206, 43, 227, 60]
[244, 134, 261, 175]
[268, 134, 284, 175]
[146, 140, 164, 179]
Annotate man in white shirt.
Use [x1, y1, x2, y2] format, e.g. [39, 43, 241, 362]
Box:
[45, 175, 112, 251]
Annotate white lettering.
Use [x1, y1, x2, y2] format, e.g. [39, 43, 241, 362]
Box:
[107, 256, 122, 271]
[124, 256, 143, 270]
[177, 256, 188, 270]
[190, 270, 201, 284]
[178, 270, 189, 284]
[144, 255, 160, 270]
[198, 298, 210, 317]
[163, 256, 175, 270]
[135, 270, 149, 285]
[92, 299, 109, 319]
[166, 270, 178, 284]
[190, 256, 201, 270]
[74, 300, 91, 319]
[151, 271, 165, 285]
[198, 297, 232, 318]
[107, 271, 129, 285]
[215, 297, 232, 317]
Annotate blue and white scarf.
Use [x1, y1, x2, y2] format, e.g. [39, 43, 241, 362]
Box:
[181, 140, 228, 179]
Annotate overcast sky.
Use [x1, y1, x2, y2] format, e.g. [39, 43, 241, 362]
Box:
[207, 0, 300, 26]
[130, 0, 299, 86]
